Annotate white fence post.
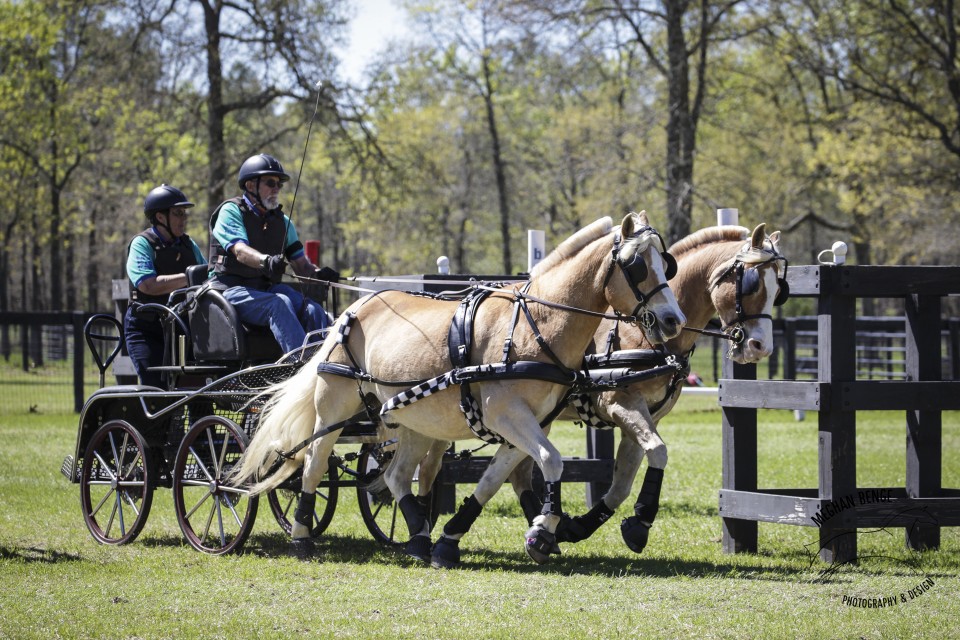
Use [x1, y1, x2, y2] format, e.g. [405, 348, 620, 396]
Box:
[527, 230, 545, 272]
[717, 208, 739, 227]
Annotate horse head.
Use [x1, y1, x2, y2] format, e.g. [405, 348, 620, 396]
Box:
[708, 223, 789, 363]
[604, 211, 686, 344]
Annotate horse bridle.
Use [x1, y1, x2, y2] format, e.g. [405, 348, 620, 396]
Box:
[602, 226, 678, 330]
[682, 249, 789, 346]
[716, 253, 789, 345]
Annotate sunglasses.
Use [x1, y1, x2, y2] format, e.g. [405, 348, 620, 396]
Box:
[167, 209, 190, 218]
[262, 178, 284, 190]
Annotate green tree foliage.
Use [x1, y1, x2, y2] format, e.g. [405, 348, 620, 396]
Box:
[0, 0, 957, 312]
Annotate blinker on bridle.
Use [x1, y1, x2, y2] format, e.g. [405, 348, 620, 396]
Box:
[603, 226, 678, 329]
[721, 254, 789, 344]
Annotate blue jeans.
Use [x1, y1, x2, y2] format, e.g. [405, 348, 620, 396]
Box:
[123, 306, 166, 388]
[223, 283, 328, 354]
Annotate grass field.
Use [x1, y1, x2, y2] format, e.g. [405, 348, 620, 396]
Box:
[1, 397, 958, 639]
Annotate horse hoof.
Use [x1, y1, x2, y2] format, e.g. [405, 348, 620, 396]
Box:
[524, 526, 559, 565]
[621, 516, 651, 553]
[404, 534, 432, 563]
[291, 537, 315, 559]
[431, 536, 461, 569]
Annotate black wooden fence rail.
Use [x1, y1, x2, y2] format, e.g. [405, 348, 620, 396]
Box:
[718, 265, 960, 564]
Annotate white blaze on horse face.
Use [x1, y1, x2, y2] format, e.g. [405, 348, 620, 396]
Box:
[641, 243, 684, 342]
[735, 265, 777, 363]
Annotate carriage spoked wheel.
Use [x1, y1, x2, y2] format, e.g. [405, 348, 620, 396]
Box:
[267, 457, 338, 537]
[172, 415, 258, 555]
[80, 419, 154, 545]
[356, 444, 440, 546]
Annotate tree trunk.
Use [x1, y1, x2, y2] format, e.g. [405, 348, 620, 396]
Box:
[203, 3, 227, 214]
[481, 53, 512, 274]
[664, 1, 693, 244]
[86, 206, 99, 311]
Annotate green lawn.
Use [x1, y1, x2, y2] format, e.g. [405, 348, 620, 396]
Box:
[1, 398, 958, 639]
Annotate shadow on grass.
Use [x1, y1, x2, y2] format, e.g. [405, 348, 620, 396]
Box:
[0, 545, 83, 564]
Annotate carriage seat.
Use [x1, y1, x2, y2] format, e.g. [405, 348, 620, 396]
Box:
[187, 286, 283, 366]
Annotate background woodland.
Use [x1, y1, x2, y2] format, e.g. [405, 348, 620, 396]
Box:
[1, 0, 958, 313]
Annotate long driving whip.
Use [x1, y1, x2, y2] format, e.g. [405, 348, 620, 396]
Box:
[280, 80, 325, 254]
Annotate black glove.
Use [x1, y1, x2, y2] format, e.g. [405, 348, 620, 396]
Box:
[259, 254, 286, 283]
[314, 266, 340, 282]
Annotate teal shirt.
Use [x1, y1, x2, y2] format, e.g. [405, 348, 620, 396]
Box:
[211, 196, 304, 260]
[126, 229, 206, 289]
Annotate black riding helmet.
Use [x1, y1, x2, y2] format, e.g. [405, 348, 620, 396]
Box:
[237, 154, 290, 188]
[144, 184, 194, 218]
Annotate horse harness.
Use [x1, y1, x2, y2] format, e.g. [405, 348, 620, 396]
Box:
[568, 321, 691, 430]
[299, 224, 681, 450]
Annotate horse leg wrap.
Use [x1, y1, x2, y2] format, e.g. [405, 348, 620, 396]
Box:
[525, 481, 563, 564]
[518, 490, 543, 526]
[540, 481, 561, 517]
[442, 495, 483, 537]
[396, 493, 433, 562]
[290, 491, 317, 558]
[556, 500, 615, 543]
[621, 466, 664, 554]
[294, 491, 316, 529]
[431, 536, 462, 570]
[398, 493, 427, 537]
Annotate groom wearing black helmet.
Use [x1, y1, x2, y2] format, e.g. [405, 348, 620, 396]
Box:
[124, 184, 206, 387]
[208, 153, 338, 353]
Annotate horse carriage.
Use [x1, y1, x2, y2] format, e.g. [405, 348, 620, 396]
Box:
[61, 212, 787, 566]
[60, 266, 413, 554]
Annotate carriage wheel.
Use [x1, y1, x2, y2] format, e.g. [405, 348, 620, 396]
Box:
[356, 445, 440, 546]
[80, 420, 154, 545]
[172, 415, 258, 555]
[267, 459, 338, 537]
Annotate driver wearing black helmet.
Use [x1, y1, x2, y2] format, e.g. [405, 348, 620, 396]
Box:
[208, 153, 338, 354]
[124, 184, 206, 388]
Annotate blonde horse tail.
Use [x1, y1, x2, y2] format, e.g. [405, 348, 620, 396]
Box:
[230, 357, 322, 495]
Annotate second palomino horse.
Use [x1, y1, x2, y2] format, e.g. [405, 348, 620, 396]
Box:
[230, 212, 686, 562]
[423, 223, 787, 567]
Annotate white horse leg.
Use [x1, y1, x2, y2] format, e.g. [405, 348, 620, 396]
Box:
[291, 423, 339, 554]
[383, 427, 437, 561]
[415, 439, 450, 501]
[432, 444, 530, 569]
[506, 457, 541, 524]
[552, 433, 643, 544]
[520, 437, 565, 564]
[471, 397, 565, 565]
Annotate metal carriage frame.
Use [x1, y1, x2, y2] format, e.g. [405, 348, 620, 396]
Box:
[61, 281, 413, 555]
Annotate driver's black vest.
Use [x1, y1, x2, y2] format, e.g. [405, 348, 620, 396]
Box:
[127, 228, 200, 305]
[208, 196, 301, 289]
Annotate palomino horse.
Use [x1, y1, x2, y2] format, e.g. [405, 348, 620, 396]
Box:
[231, 212, 686, 561]
[422, 223, 787, 567]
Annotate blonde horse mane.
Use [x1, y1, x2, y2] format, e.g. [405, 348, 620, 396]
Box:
[668, 225, 749, 258]
[529, 217, 614, 278]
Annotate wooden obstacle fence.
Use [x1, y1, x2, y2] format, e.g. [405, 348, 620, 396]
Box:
[718, 264, 960, 563]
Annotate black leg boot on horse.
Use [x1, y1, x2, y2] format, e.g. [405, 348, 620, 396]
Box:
[620, 466, 663, 553]
[292, 491, 316, 558]
[556, 499, 616, 543]
[431, 494, 484, 569]
[524, 481, 564, 563]
[398, 493, 433, 562]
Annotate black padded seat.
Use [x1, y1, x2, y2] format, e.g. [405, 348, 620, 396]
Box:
[188, 287, 283, 365]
